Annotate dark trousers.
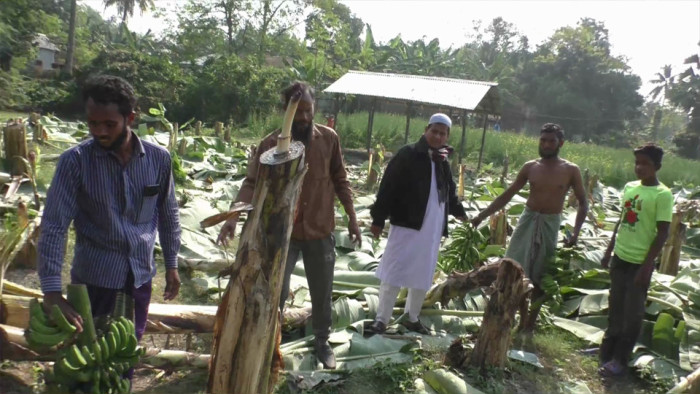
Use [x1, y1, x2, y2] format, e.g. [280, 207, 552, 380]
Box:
[279, 235, 336, 342]
[599, 256, 648, 366]
[72, 271, 152, 380]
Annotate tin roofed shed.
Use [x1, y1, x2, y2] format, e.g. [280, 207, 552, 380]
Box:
[324, 70, 500, 170]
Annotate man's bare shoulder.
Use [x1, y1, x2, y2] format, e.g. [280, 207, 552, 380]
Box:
[560, 159, 581, 172]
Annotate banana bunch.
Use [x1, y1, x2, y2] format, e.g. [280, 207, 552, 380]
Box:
[51, 316, 145, 394]
[25, 298, 77, 348]
[437, 223, 485, 274]
[540, 273, 560, 297]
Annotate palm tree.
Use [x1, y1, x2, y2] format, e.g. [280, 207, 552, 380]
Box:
[103, 0, 154, 26]
[648, 65, 675, 142]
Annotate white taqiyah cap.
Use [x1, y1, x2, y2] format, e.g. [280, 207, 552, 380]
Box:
[429, 113, 452, 128]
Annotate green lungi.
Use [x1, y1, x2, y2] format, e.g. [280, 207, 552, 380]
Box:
[505, 207, 561, 286]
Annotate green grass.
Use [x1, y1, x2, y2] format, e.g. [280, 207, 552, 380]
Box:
[0, 110, 26, 121]
[333, 111, 700, 188]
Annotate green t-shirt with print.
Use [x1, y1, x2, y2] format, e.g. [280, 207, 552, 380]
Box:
[614, 181, 673, 264]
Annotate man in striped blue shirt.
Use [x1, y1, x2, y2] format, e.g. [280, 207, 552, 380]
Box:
[38, 75, 181, 347]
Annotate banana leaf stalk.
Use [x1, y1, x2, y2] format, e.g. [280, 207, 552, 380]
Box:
[667, 364, 700, 394]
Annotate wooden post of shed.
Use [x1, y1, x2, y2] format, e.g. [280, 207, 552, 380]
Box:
[458, 109, 468, 163]
[3, 121, 29, 176]
[195, 121, 202, 136]
[476, 113, 488, 173]
[366, 98, 377, 154]
[404, 102, 412, 145]
[214, 121, 223, 137]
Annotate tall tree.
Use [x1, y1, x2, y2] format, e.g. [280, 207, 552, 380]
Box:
[517, 18, 643, 142]
[103, 0, 155, 26]
[669, 49, 700, 159]
[253, 0, 306, 60]
[63, 0, 77, 75]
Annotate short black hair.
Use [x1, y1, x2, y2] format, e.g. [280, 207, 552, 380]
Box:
[541, 123, 564, 141]
[634, 143, 664, 169]
[82, 75, 137, 117]
[282, 81, 314, 107]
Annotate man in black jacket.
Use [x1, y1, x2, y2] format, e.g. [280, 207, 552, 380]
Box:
[369, 113, 467, 334]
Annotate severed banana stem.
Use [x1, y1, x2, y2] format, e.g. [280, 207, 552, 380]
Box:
[276, 91, 302, 154]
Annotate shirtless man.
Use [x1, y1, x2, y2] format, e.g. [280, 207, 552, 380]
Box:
[471, 123, 588, 332]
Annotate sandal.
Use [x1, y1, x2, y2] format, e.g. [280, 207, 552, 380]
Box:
[598, 360, 625, 377]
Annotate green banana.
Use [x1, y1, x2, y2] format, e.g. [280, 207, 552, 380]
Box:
[91, 369, 101, 394]
[100, 336, 111, 360]
[92, 340, 103, 365]
[106, 331, 118, 358]
[110, 321, 125, 350]
[27, 329, 71, 347]
[66, 344, 88, 368]
[29, 298, 49, 325]
[56, 357, 82, 374]
[81, 345, 96, 368]
[119, 316, 135, 335]
[50, 304, 77, 334]
[29, 317, 61, 335]
[117, 334, 138, 357]
[115, 320, 129, 343]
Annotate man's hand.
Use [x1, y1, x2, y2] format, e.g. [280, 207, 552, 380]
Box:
[563, 233, 579, 248]
[348, 220, 362, 248]
[601, 252, 611, 269]
[43, 292, 83, 333]
[216, 213, 240, 246]
[470, 213, 484, 228]
[370, 224, 382, 239]
[163, 268, 181, 301]
[634, 262, 654, 288]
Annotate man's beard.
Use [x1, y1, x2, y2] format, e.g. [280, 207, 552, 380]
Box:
[106, 123, 129, 151]
[291, 121, 313, 144]
[539, 146, 559, 159]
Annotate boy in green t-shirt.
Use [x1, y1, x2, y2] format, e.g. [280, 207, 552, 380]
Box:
[598, 144, 673, 377]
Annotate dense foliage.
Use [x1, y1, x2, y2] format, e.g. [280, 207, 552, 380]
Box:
[0, 0, 697, 157]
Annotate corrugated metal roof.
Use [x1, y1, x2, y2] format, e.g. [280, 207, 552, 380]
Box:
[324, 70, 499, 112]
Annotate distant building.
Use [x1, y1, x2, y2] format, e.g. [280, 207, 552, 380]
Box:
[32, 34, 60, 71]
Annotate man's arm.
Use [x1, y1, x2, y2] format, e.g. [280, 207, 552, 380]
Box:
[447, 164, 467, 219]
[635, 190, 674, 287]
[601, 217, 621, 268]
[37, 152, 83, 330]
[330, 134, 361, 246]
[158, 153, 182, 301]
[370, 149, 406, 232]
[471, 162, 530, 226]
[565, 165, 589, 247]
[217, 138, 272, 245]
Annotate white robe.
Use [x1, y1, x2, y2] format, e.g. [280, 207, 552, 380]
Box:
[375, 161, 445, 291]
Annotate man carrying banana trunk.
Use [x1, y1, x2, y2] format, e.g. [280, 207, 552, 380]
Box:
[217, 82, 361, 370]
[471, 123, 588, 333]
[369, 114, 467, 335]
[38, 75, 182, 385]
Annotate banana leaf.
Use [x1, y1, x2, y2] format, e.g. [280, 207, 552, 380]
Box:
[423, 368, 484, 394]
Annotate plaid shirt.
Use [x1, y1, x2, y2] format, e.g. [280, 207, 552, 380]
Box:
[38, 135, 181, 293]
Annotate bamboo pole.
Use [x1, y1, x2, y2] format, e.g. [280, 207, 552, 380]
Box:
[458, 110, 468, 164]
[476, 114, 488, 173]
[366, 98, 377, 154]
[404, 102, 412, 145]
[207, 123, 307, 393]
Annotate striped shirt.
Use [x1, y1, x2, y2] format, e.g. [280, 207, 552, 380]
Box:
[38, 135, 181, 293]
